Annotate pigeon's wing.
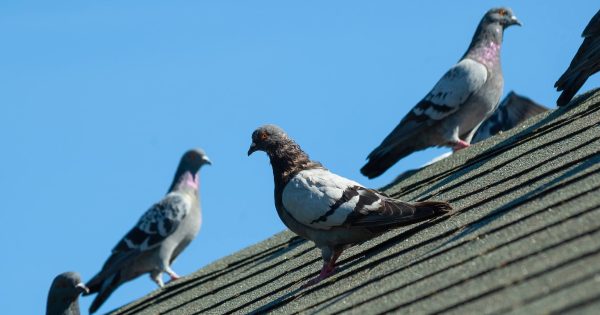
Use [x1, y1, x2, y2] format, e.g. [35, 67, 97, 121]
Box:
[555, 10, 600, 106]
[360, 58, 488, 178]
[113, 193, 190, 253]
[84, 194, 191, 313]
[90, 193, 191, 281]
[472, 92, 548, 143]
[408, 58, 489, 123]
[282, 168, 450, 230]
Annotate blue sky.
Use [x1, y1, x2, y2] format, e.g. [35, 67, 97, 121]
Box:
[1, 1, 598, 314]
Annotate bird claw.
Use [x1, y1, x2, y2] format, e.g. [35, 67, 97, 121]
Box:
[301, 267, 336, 288]
[163, 268, 181, 284]
[452, 140, 470, 151]
[168, 273, 180, 282]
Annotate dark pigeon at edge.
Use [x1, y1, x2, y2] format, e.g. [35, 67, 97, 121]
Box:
[46, 272, 89, 315]
[555, 9, 600, 107]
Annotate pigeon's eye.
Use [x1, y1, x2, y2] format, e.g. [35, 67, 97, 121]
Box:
[260, 132, 269, 141]
[498, 9, 507, 16]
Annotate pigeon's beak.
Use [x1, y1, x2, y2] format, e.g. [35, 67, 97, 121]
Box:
[76, 283, 90, 295]
[509, 15, 522, 26]
[247, 142, 258, 156]
[202, 156, 212, 165]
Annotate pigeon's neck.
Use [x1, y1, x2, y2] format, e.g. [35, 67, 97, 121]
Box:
[465, 22, 503, 68]
[268, 139, 320, 187]
[169, 170, 199, 193]
[46, 295, 80, 315]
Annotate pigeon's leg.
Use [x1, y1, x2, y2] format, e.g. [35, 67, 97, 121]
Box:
[165, 266, 181, 282]
[447, 126, 471, 151]
[302, 247, 343, 288]
[452, 140, 470, 151]
[150, 270, 164, 288]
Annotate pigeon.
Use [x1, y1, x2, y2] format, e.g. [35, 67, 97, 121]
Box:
[555, 9, 600, 107]
[472, 91, 548, 143]
[248, 125, 451, 286]
[46, 272, 89, 315]
[84, 149, 211, 314]
[361, 7, 521, 179]
[394, 91, 547, 182]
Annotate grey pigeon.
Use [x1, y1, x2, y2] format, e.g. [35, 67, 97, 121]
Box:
[472, 91, 548, 143]
[361, 7, 521, 178]
[84, 149, 211, 313]
[46, 272, 89, 315]
[555, 10, 600, 106]
[248, 125, 451, 286]
[393, 91, 547, 181]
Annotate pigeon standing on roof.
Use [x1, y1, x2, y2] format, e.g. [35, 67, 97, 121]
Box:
[555, 10, 600, 107]
[46, 272, 89, 315]
[248, 125, 451, 286]
[84, 149, 211, 314]
[472, 91, 548, 143]
[361, 8, 521, 179]
[393, 91, 547, 182]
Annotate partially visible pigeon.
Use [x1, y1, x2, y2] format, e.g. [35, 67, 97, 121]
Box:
[84, 149, 211, 314]
[555, 10, 600, 106]
[472, 91, 548, 143]
[361, 7, 521, 179]
[248, 125, 451, 286]
[46, 272, 89, 315]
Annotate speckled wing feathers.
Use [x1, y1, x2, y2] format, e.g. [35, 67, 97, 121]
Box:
[85, 193, 191, 296]
[113, 194, 190, 253]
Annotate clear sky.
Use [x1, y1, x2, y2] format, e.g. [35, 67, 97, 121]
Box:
[1, 1, 598, 314]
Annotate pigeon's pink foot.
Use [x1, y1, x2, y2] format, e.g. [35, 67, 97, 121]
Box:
[166, 270, 181, 282]
[302, 248, 342, 288]
[302, 265, 336, 288]
[452, 140, 470, 151]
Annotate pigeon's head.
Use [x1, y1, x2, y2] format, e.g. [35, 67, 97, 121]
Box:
[484, 7, 521, 28]
[248, 124, 288, 156]
[49, 272, 89, 298]
[181, 148, 212, 172]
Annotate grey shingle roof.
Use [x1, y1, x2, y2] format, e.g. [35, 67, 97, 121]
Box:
[111, 88, 600, 315]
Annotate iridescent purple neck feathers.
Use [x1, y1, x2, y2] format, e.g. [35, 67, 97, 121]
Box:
[266, 138, 321, 187]
[168, 171, 199, 193]
[470, 41, 501, 68]
[464, 18, 504, 68]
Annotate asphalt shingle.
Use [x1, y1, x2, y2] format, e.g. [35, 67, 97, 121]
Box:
[111, 88, 600, 315]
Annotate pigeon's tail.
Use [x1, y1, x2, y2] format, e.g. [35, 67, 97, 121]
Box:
[555, 72, 588, 107]
[372, 200, 452, 230]
[554, 36, 599, 107]
[361, 144, 419, 179]
[85, 273, 122, 314]
[413, 201, 453, 217]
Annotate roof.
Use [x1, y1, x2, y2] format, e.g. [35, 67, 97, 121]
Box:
[111, 88, 600, 315]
